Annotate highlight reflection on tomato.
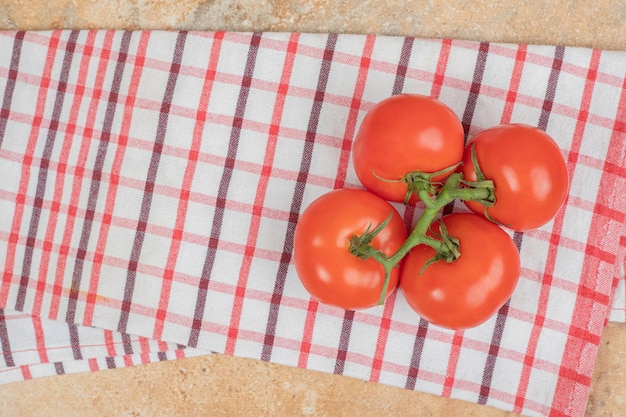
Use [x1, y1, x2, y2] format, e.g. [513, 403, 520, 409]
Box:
[293, 188, 408, 310]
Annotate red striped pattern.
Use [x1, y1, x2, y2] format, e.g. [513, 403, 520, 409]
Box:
[1, 31, 625, 417]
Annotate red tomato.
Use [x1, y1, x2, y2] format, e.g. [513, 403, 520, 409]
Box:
[462, 124, 569, 231]
[293, 188, 408, 310]
[400, 213, 520, 330]
[352, 94, 465, 203]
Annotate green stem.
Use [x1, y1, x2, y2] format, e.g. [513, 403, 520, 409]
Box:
[385, 172, 490, 264]
[354, 171, 493, 306]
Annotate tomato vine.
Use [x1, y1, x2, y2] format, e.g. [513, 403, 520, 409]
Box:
[293, 94, 569, 329]
[350, 152, 497, 305]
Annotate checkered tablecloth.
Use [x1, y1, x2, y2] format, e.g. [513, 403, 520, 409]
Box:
[0, 30, 624, 417]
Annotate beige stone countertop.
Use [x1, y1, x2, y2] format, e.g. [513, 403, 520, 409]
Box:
[0, 1, 625, 416]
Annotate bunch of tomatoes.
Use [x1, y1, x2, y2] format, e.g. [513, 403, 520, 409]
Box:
[293, 94, 569, 330]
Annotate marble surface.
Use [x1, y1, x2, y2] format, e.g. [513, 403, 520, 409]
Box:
[1, 1, 625, 416]
[2, 0, 626, 50]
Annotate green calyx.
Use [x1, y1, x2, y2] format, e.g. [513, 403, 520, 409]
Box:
[401, 163, 461, 205]
[374, 163, 462, 205]
[349, 213, 393, 260]
[418, 219, 460, 274]
[348, 213, 397, 306]
[460, 143, 497, 207]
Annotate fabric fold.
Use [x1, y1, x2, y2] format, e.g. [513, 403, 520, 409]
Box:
[0, 308, 207, 384]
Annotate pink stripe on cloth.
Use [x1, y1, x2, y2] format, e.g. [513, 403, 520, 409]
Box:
[0, 30, 625, 417]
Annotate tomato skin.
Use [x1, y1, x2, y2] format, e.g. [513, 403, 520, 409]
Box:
[399, 213, 520, 330]
[352, 94, 465, 203]
[293, 188, 407, 310]
[462, 124, 569, 231]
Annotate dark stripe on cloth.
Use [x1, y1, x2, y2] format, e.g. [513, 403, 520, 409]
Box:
[69, 322, 83, 360]
[405, 41, 491, 390]
[0, 31, 25, 149]
[480, 45, 565, 405]
[15, 31, 80, 311]
[66, 31, 134, 325]
[0, 309, 15, 367]
[460, 42, 490, 139]
[117, 31, 188, 333]
[478, 301, 509, 404]
[259, 33, 338, 361]
[54, 361, 65, 376]
[404, 319, 430, 390]
[391, 37, 414, 95]
[442, 42, 490, 217]
[187, 32, 262, 347]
